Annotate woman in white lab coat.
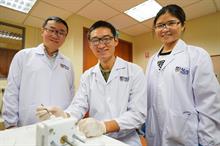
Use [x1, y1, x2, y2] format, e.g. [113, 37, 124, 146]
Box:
[37, 20, 147, 146]
[145, 4, 220, 146]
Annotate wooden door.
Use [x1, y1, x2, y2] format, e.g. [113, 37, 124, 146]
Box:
[83, 27, 132, 72]
[0, 48, 18, 78]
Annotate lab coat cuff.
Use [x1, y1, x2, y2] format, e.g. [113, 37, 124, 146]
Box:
[199, 137, 215, 146]
[114, 118, 125, 131]
[3, 120, 17, 129]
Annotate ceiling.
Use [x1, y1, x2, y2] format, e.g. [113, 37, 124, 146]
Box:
[0, 0, 220, 36]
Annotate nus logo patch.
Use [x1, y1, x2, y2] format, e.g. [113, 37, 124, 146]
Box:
[120, 76, 129, 82]
[175, 66, 189, 75]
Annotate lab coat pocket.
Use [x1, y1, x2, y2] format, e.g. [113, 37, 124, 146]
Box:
[165, 110, 198, 145]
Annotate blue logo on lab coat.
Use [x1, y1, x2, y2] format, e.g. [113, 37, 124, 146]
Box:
[120, 76, 129, 82]
[175, 66, 189, 75]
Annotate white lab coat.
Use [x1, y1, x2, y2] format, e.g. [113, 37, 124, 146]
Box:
[2, 44, 74, 128]
[65, 57, 147, 146]
[145, 39, 220, 146]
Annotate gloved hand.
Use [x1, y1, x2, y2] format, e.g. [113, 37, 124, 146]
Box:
[78, 117, 106, 138]
[36, 106, 68, 121]
[36, 105, 53, 121]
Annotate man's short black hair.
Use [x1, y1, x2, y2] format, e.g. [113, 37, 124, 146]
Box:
[42, 16, 69, 33]
[87, 20, 117, 40]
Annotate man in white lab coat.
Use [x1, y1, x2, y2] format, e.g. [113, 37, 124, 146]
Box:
[36, 20, 147, 146]
[2, 16, 74, 128]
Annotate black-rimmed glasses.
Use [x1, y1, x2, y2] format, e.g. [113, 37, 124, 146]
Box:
[44, 27, 67, 37]
[154, 20, 181, 30]
[89, 35, 114, 46]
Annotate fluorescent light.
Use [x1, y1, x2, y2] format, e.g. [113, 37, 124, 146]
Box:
[0, 30, 23, 40]
[0, 0, 37, 13]
[124, 0, 162, 22]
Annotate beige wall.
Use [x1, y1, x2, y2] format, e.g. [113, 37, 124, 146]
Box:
[25, 25, 42, 48]
[133, 11, 220, 70]
[184, 12, 220, 55]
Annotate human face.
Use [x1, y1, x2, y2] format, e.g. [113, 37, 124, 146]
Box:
[154, 12, 184, 46]
[89, 27, 118, 63]
[41, 20, 67, 51]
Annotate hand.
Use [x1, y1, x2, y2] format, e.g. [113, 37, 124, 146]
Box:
[78, 118, 106, 138]
[36, 106, 67, 121]
[36, 105, 53, 121]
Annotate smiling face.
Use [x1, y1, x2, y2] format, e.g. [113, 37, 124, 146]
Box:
[41, 20, 67, 52]
[89, 27, 118, 64]
[154, 12, 185, 49]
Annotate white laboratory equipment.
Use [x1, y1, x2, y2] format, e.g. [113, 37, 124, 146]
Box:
[36, 117, 105, 146]
[0, 117, 128, 146]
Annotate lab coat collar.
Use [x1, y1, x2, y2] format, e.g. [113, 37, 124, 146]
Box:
[111, 57, 127, 71]
[92, 57, 126, 73]
[92, 57, 127, 84]
[35, 43, 64, 60]
[108, 57, 127, 83]
[171, 39, 186, 55]
[154, 39, 187, 70]
[156, 39, 186, 57]
[34, 43, 65, 70]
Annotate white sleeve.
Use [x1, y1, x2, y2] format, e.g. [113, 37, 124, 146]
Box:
[64, 74, 89, 121]
[193, 50, 220, 145]
[2, 51, 23, 128]
[69, 62, 75, 99]
[115, 67, 147, 131]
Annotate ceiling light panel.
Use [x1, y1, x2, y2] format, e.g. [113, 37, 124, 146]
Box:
[0, 0, 37, 13]
[124, 0, 162, 22]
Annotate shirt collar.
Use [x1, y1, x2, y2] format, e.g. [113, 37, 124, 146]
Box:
[35, 43, 64, 59]
[92, 57, 126, 73]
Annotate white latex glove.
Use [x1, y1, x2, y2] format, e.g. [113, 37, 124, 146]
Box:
[36, 106, 53, 121]
[36, 106, 67, 121]
[78, 117, 106, 138]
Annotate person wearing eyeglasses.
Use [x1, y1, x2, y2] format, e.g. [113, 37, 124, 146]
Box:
[36, 20, 147, 146]
[2, 16, 75, 128]
[145, 4, 220, 146]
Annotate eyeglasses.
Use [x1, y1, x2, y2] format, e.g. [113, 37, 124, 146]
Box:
[44, 27, 67, 37]
[154, 20, 181, 30]
[89, 35, 114, 46]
